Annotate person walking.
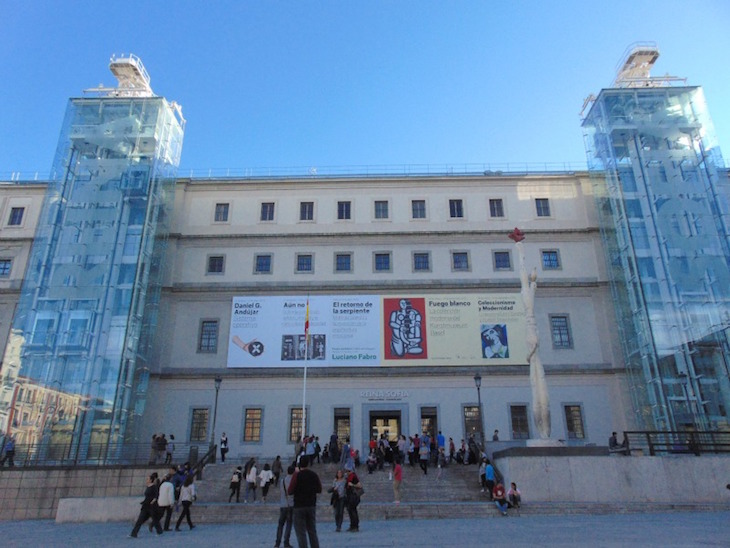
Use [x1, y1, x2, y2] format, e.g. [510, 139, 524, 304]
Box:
[418, 437, 430, 475]
[220, 432, 229, 463]
[274, 465, 295, 548]
[485, 459, 496, 501]
[479, 457, 488, 492]
[164, 434, 175, 465]
[393, 458, 402, 504]
[437, 430, 446, 453]
[330, 469, 347, 532]
[288, 456, 322, 548]
[397, 434, 407, 464]
[129, 474, 163, 537]
[157, 473, 175, 531]
[259, 463, 274, 502]
[0, 435, 15, 467]
[339, 438, 354, 471]
[229, 466, 242, 503]
[436, 447, 447, 481]
[244, 457, 257, 503]
[329, 431, 339, 464]
[272, 455, 283, 487]
[175, 475, 197, 531]
[344, 467, 362, 532]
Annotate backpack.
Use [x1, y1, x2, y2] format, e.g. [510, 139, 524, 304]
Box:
[231, 471, 240, 483]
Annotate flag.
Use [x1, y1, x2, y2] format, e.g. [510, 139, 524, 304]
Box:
[304, 298, 310, 339]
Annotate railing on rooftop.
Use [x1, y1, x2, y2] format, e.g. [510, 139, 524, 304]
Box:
[179, 162, 588, 180]
[5, 161, 727, 184]
[1, 162, 590, 184]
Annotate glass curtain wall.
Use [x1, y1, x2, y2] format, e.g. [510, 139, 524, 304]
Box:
[0, 96, 184, 462]
[582, 86, 730, 432]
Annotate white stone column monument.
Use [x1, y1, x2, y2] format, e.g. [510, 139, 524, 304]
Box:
[509, 228, 553, 444]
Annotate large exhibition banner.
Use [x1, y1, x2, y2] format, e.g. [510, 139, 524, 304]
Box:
[227, 294, 526, 368]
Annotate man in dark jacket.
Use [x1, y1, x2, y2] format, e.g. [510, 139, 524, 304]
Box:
[287, 456, 322, 548]
[130, 474, 163, 537]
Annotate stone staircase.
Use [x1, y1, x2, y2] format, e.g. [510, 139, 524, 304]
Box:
[196, 460, 485, 504]
[185, 460, 730, 525]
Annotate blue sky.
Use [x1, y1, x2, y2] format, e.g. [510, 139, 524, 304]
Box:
[1, 1, 729, 177]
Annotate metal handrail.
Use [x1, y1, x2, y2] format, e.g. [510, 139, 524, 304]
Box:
[622, 430, 730, 456]
[0, 440, 213, 468]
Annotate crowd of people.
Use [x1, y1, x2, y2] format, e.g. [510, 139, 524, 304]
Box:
[148, 433, 175, 465]
[130, 428, 522, 542]
[129, 462, 198, 537]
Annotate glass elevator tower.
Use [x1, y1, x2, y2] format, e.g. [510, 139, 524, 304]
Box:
[582, 43, 730, 432]
[0, 55, 185, 462]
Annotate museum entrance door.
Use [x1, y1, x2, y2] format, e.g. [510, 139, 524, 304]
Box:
[369, 411, 401, 446]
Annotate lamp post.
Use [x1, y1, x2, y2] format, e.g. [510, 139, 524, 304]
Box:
[210, 375, 222, 462]
[473, 373, 485, 448]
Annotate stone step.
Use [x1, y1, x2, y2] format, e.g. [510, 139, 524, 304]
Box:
[175, 501, 730, 525]
[196, 461, 485, 503]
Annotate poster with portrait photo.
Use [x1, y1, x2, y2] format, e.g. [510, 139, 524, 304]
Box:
[481, 324, 509, 359]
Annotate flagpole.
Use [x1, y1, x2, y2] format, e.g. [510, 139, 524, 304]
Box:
[302, 297, 309, 439]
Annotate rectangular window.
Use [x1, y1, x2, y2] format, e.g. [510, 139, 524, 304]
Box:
[489, 199, 504, 218]
[300, 201, 314, 221]
[261, 202, 275, 221]
[334, 408, 351, 441]
[0, 258, 11, 277]
[510, 405, 530, 440]
[32, 318, 55, 346]
[207, 255, 225, 274]
[413, 252, 430, 272]
[449, 199, 464, 218]
[452, 251, 469, 271]
[290, 408, 306, 442]
[198, 320, 219, 353]
[564, 405, 585, 439]
[337, 201, 351, 220]
[190, 408, 209, 442]
[374, 200, 389, 219]
[255, 254, 272, 274]
[411, 199, 426, 219]
[296, 254, 313, 273]
[463, 405, 481, 440]
[335, 253, 352, 273]
[535, 198, 551, 217]
[542, 250, 561, 269]
[493, 251, 512, 270]
[244, 408, 262, 442]
[66, 317, 90, 347]
[551, 315, 573, 348]
[8, 207, 24, 226]
[214, 203, 229, 222]
[374, 252, 391, 272]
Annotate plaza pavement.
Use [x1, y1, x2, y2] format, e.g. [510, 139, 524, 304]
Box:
[0, 511, 728, 547]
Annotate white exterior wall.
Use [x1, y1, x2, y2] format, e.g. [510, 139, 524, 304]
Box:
[143, 172, 633, 460]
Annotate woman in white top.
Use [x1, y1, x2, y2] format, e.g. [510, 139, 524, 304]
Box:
[258, 463, 274, 502]
[175, 475, 196, 531]
[244, 458, 258, 503]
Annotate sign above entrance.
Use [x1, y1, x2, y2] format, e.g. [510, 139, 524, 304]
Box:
[360, 390, 409, 401]
[226, 294, 527, 368]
